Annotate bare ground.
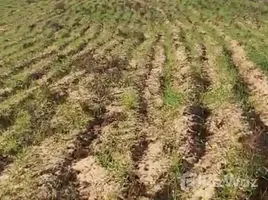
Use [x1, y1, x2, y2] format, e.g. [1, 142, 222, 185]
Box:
[229, 40, 268, 126]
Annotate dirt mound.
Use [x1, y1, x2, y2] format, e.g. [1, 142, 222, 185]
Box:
[73, 156, 119, 200]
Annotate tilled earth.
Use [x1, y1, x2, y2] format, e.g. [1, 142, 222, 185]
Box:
[0, 0, 268, 199]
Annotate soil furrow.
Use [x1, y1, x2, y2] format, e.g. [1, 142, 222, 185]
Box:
[59, 24, 100, 52]
[1, 38, 54, 60]
[0, 52, 129, 199]
[144, 25, 196, 199]
[180, 43, 211, 169]
[66, 53, 130, 199]
[1, 23, 104, 85]
[0, 50, 57, 80]
[69, 108, 123, 200]
[72, 37, 154, 200]
[225, 48, 268, 199]
[229, 40, 268, 126]
[148, 24, 214, 199]
[0, 58, 57, 103]
[122, 35, 169, 200]
[137, 24, 210, 199]
[135, 40, 169, 198]
[121, 41, 156, 200]
[40, 36, 118, 85]
[181, 40, 246, 199]
[207, 24, 268, 128]
[184, 105, 246, 200]
[135, 45, 155, 122]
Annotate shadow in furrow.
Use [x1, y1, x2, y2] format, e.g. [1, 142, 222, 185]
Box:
[182, 43, 211, 169]
[183, 104, 210, 168]
[131, 135, 149, 167]
[0, 155, 12, 175]
[152, 184, 173, 200]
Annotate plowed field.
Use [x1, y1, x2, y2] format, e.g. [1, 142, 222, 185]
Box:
[1, 0, 268, 199]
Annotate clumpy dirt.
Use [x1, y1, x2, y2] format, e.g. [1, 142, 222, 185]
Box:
[181, 105, 210, 167]
[0, 135, 79, 200]
[73, 156, 120, 200]
[131, 134, 150, 165]
[138, 141, 171, 189]
[228, 41, 268, 199]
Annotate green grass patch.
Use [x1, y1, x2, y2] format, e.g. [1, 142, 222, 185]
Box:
[162, 25, 185, 108]
[164, 84, 185, 108]
[247, 46, 268, 73]
[217, 147, 264, 199]
[0, 110, 31, 156]
[96, 146, 129, 180]
[121, 88, 138, 110]
[50, 101, 90, 134]
[170, 154, 184, 200]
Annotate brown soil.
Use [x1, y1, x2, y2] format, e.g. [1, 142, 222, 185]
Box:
[175, 39, 244, 200]
[229, 40, 268, 125]
[0, 51, 129, 199]
[184, 104, 245, 200]
[131, 134, 150, 165]
[0, 136, 79, 199]
[200, 27, 268, 199]
[73, 156, 120, 200]
[0, 155, 12, 175]
[138, 141, 171, 190]
[181, 105, 210, 166]
[177, 42, 211, 169]
[122, 38, 169, 199]
[135, 42, 167, 193]
[68, 53, 129, 198]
